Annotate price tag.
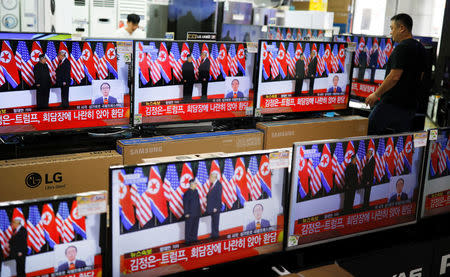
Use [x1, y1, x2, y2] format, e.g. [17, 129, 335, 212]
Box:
[269, 150, 290, 169]
[77, 192, 107, 216]
[413, 131, 428, 147]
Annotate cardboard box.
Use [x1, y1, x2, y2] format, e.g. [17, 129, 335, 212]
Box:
[287, 264, 354, 277]
[256, 116, 368, 149]
[0, 151, 122, 202]
[117, 129, 264, 165]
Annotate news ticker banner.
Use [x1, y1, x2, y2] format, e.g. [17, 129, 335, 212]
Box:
[0, 107, 129, 133]
[259, 94, 348, 115]
[288, 202, 416, 247]
[350, 82, 380, 99]
[137, 100, 253, 124]
[121, 230, 282, 274]
[29, 264, 102, 277]
[424, 189, 450, 216]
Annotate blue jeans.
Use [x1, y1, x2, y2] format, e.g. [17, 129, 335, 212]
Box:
[368, 102, 416, 135]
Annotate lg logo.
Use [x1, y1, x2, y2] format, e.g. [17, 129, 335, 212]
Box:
[25, 172, 63, 188]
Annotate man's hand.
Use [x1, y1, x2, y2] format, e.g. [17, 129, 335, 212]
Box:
[18, 252, 22, 257]
[36, 84, 40, 87]
[185, 214, 190, 218]
[63, 82, 66, 86]
[213, 208, 217, 213]
[365, 92, 379, 107]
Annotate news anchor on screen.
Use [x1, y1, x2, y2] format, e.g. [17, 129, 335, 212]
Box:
[183, 179, 201, 245]
[56, 51, 71, 108]
[182, 54, 195, 101]
[327, 75, 342, 93]
[93, 82, 118, 105]
[246, 204, 270, 231]
[199, 51, 210, 101]
[389, 178, 408, 203]
[8, 219, 27, 277]
[58, 245, 87, 272]
[225, 79, 244, 98]
[33, 54, 52, 110]
[206, 172, 222, 239]
[307, 50, 317, 95]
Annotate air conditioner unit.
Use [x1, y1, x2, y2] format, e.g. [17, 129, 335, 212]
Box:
[73, 0, 90, 36]
[21, 0, 38, 32]
[0, 0, 21, 31]
[90, 0, 118, 37]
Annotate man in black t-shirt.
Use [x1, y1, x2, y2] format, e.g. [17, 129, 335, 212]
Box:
[365, 13, 426, 135]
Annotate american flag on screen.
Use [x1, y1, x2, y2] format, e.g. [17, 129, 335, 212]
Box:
[56, 202, 74, 243]
[247, 156, 261, 201]
[70, 42, 85, 84]
[94, 42, 108, 79]
[308, 145, 322, 196]
[130, 167, 153, 227]
[45, 41, 58, 85]
[169, 42, 183, 82]
[165, 164, 184, 219]
[0, 209, 12, 257]
[332, 142, 345, 190]
[15, 41, 35, 86]
[26, 205, 45, 254]
[375, 138, 386, 182]
[222, 158, 237, 209]
[196, 160, 209, 214]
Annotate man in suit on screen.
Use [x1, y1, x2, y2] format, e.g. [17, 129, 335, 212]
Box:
[33, 54, 52, 110]
[389, 178, 408, 203]
[56, 51, 71, 108]
[361, 150, 376, 209]
[225, 79, 244, 98]
[327, 75, 343, 93]
[57, 245, 87, 272]
[245, 204, 271, 232]
[206, 172, 222, 239]
[294, 55, 305, 96]
[8, 219, 27, 277]
[343, 155, 359, 214]
[93, 82, 118, 105]
[182, 54, 195, 101]
[183, 179, 201, 245]
[369, 44, 379, 83]
[358, 47, 368, 82]
[199, 51, 211, 101]
[307, 50, 317, 96]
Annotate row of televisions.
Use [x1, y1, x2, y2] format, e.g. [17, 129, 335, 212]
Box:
[1, 127, 449, 276]
[0, 33, 437, 135]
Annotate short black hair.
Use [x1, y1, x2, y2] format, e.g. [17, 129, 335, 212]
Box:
[100, 82, 110, 89]
[186, 54, 191, 58]
[396, 178, 405, 186]
[127, 13, 140, 25]
[391, 13, 413, 32]
[232, 79, 239, 85]
[189, 179, 195, 184]
[253, 204, 263, 213]
[39, 54, 46, 59]
[65, 245, 77, 255]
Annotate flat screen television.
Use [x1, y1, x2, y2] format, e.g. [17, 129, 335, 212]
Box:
[220, 24, 265, 42]
[110, 149, 290, 276]
[334, 34, 392, 104]
[133, 40, 254, 124]
[255, 40, 351, 115]
[267, 27, 330, 42]
[0, 191, 107, 276]
[286, 132, 425, 250]
[421, 128, 450, 218]
[0, 39, 130, 134]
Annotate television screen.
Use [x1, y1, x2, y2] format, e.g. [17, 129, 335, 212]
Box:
[255, 40, 350, 115]
[267, 27, 330, 42]
[223, 2, 253, 25]
[220, 24, 265, 42]
[421, 128, 450, 218]
[334, 35, 392, 103]
[0, 191, 107, 277]
[0, 39, 130, 134]
[286, 133, 425, 250]
[110, 149, 289, 276]
[133, 40, 254, 124]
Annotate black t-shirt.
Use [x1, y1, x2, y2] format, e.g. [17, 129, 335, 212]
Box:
[381, 38, 426, 110]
